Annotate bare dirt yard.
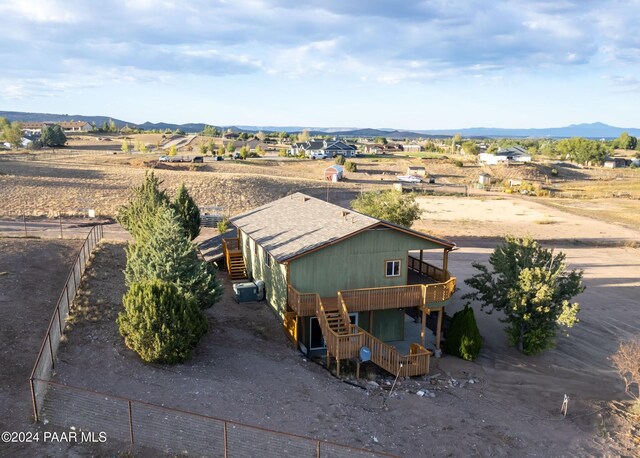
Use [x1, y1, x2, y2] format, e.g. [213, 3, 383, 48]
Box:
[0, 238, 84, 456]
[28, 194, 639, 457]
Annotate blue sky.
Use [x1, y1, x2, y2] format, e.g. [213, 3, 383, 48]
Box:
[1, 0, 638, 129]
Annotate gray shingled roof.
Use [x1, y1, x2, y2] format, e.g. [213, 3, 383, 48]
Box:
[230, 193, 455, 262]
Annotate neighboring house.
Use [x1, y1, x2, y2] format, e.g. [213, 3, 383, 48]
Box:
[603, 157, 627, 168]
[363, 144, 385, 154]
[223, 193, 457, 377]
[289, 139, 357, 158]
[402, 143, 422, 153]
[479, 146, 531, 165]
[21, 121, 92, 135]
[324, 164, 344, 181]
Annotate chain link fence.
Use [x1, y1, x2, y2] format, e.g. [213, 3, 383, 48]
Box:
[35, 379, 392, 458]
[29, 224, 103, 420]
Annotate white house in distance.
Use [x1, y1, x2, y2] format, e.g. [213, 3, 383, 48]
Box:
[21, 121, 93, 135]
[479, 146, 532, 165]
[289, 138, 357, 158]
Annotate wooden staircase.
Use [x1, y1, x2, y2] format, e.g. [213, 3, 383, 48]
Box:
[314, 295, 432, 378]
[222, 237, 248, 280]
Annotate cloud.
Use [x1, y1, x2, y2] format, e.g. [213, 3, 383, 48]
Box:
[0, 0, 638, 98]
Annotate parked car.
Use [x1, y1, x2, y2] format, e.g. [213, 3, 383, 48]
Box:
[159, 155, 169, 162]
[233, 152, 245, 160]
[191, 156, 204, 163]
[396, 175, 422, 183]
[215, 155, 224, 161]
[169, 155, 184, 163]
[310, 152, 327, 160]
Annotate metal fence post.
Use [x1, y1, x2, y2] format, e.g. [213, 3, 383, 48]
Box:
[48, 334, 54, 369]
[30, 378, 38, 422]
[317, 440, 321, 458]
[223, 421, 228, 458]
[128, 400, 134, 444]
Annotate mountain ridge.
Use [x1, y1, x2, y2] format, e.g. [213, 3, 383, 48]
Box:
[1, 111, 638, 139]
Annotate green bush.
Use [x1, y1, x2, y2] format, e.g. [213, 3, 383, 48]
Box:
[551, 168, 559, 176]
[345, 161, 357, 172]
[335, 155, 346, 165]
[445, 306, 482, 361]
[117, 279, 207, 364]
[453, 160, 464, 167]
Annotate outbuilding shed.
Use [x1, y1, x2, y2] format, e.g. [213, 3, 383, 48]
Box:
[324, 164, 344, 181]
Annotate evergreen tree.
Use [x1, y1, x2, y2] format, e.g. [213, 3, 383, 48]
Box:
[445, 306, 482, 361]
[41, 124, 67, 148]
[463, 236, 583, 355]
[116, 172, 170, 240]
[172, 182, 201, 240]
[124, 204, 221, 309]
[117, 279, 207, 363]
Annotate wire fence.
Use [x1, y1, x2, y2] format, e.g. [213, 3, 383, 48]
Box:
[34, 379, 391, 457]
[29, 224, 104, 421]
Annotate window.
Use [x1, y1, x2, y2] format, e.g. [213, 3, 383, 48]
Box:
[264, 248, 272, 267]
[385, 260, 401, 277]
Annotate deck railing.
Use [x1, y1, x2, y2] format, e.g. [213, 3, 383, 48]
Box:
[408, 256, 448, 282]
[315, 297, 363, 361]
[337, 284, 424, 313]
[222, 237, 240, 253]
[423, 277, 457, 304]
[287, 285, 319, 316]
[359, 329, 431, 377]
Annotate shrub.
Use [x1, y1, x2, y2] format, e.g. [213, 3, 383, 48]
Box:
[551, 168, 559, 176]
[117, 279, 207, 364]
[453, 160, 464, 167]
[335, 155, 346, 165]
[345, 161, 357, 172]
[445, 306, 482, 361]
[217, 218, 229, 234]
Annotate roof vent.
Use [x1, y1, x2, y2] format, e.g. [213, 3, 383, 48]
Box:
[302, 196, 310, 202]
[340, 210, 350, 218]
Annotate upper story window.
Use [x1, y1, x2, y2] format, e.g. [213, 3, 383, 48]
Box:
[385, 260, 401, 277]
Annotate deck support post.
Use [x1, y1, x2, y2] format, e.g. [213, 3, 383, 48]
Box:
[336, 359, 340, 377]
[436, 308, 443, 350]
[420, 308, 427, 347]
[443, 249, 450, 280]
[356, 361, 360, 379]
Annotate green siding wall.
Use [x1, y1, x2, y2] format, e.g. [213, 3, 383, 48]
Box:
[240, 231, 288, 319]
[289, 228, 444, 297]
[372, 309, 404, 342]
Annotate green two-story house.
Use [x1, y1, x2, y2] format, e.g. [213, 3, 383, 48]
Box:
[224, 193, 456, 377]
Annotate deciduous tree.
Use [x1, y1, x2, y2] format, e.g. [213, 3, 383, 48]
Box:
[463, 236, 584, 355]
[351, 190, 422, 227]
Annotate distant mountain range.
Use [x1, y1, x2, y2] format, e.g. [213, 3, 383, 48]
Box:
[1, 111, 638, 139]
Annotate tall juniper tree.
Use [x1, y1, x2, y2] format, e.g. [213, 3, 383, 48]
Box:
[116, 172, 169, 240]
[124, 204, 221, 309]
[172, 182, 201, 240]
[463, 236, 584, 355]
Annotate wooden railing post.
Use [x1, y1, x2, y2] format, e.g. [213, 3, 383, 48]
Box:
[128, 400, 134, 444]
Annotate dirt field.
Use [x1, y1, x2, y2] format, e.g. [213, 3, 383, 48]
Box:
[0, 238, 83, 456]
[23, 193, 637, 457]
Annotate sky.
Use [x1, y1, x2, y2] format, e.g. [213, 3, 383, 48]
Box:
[0, 0, 639, 130]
